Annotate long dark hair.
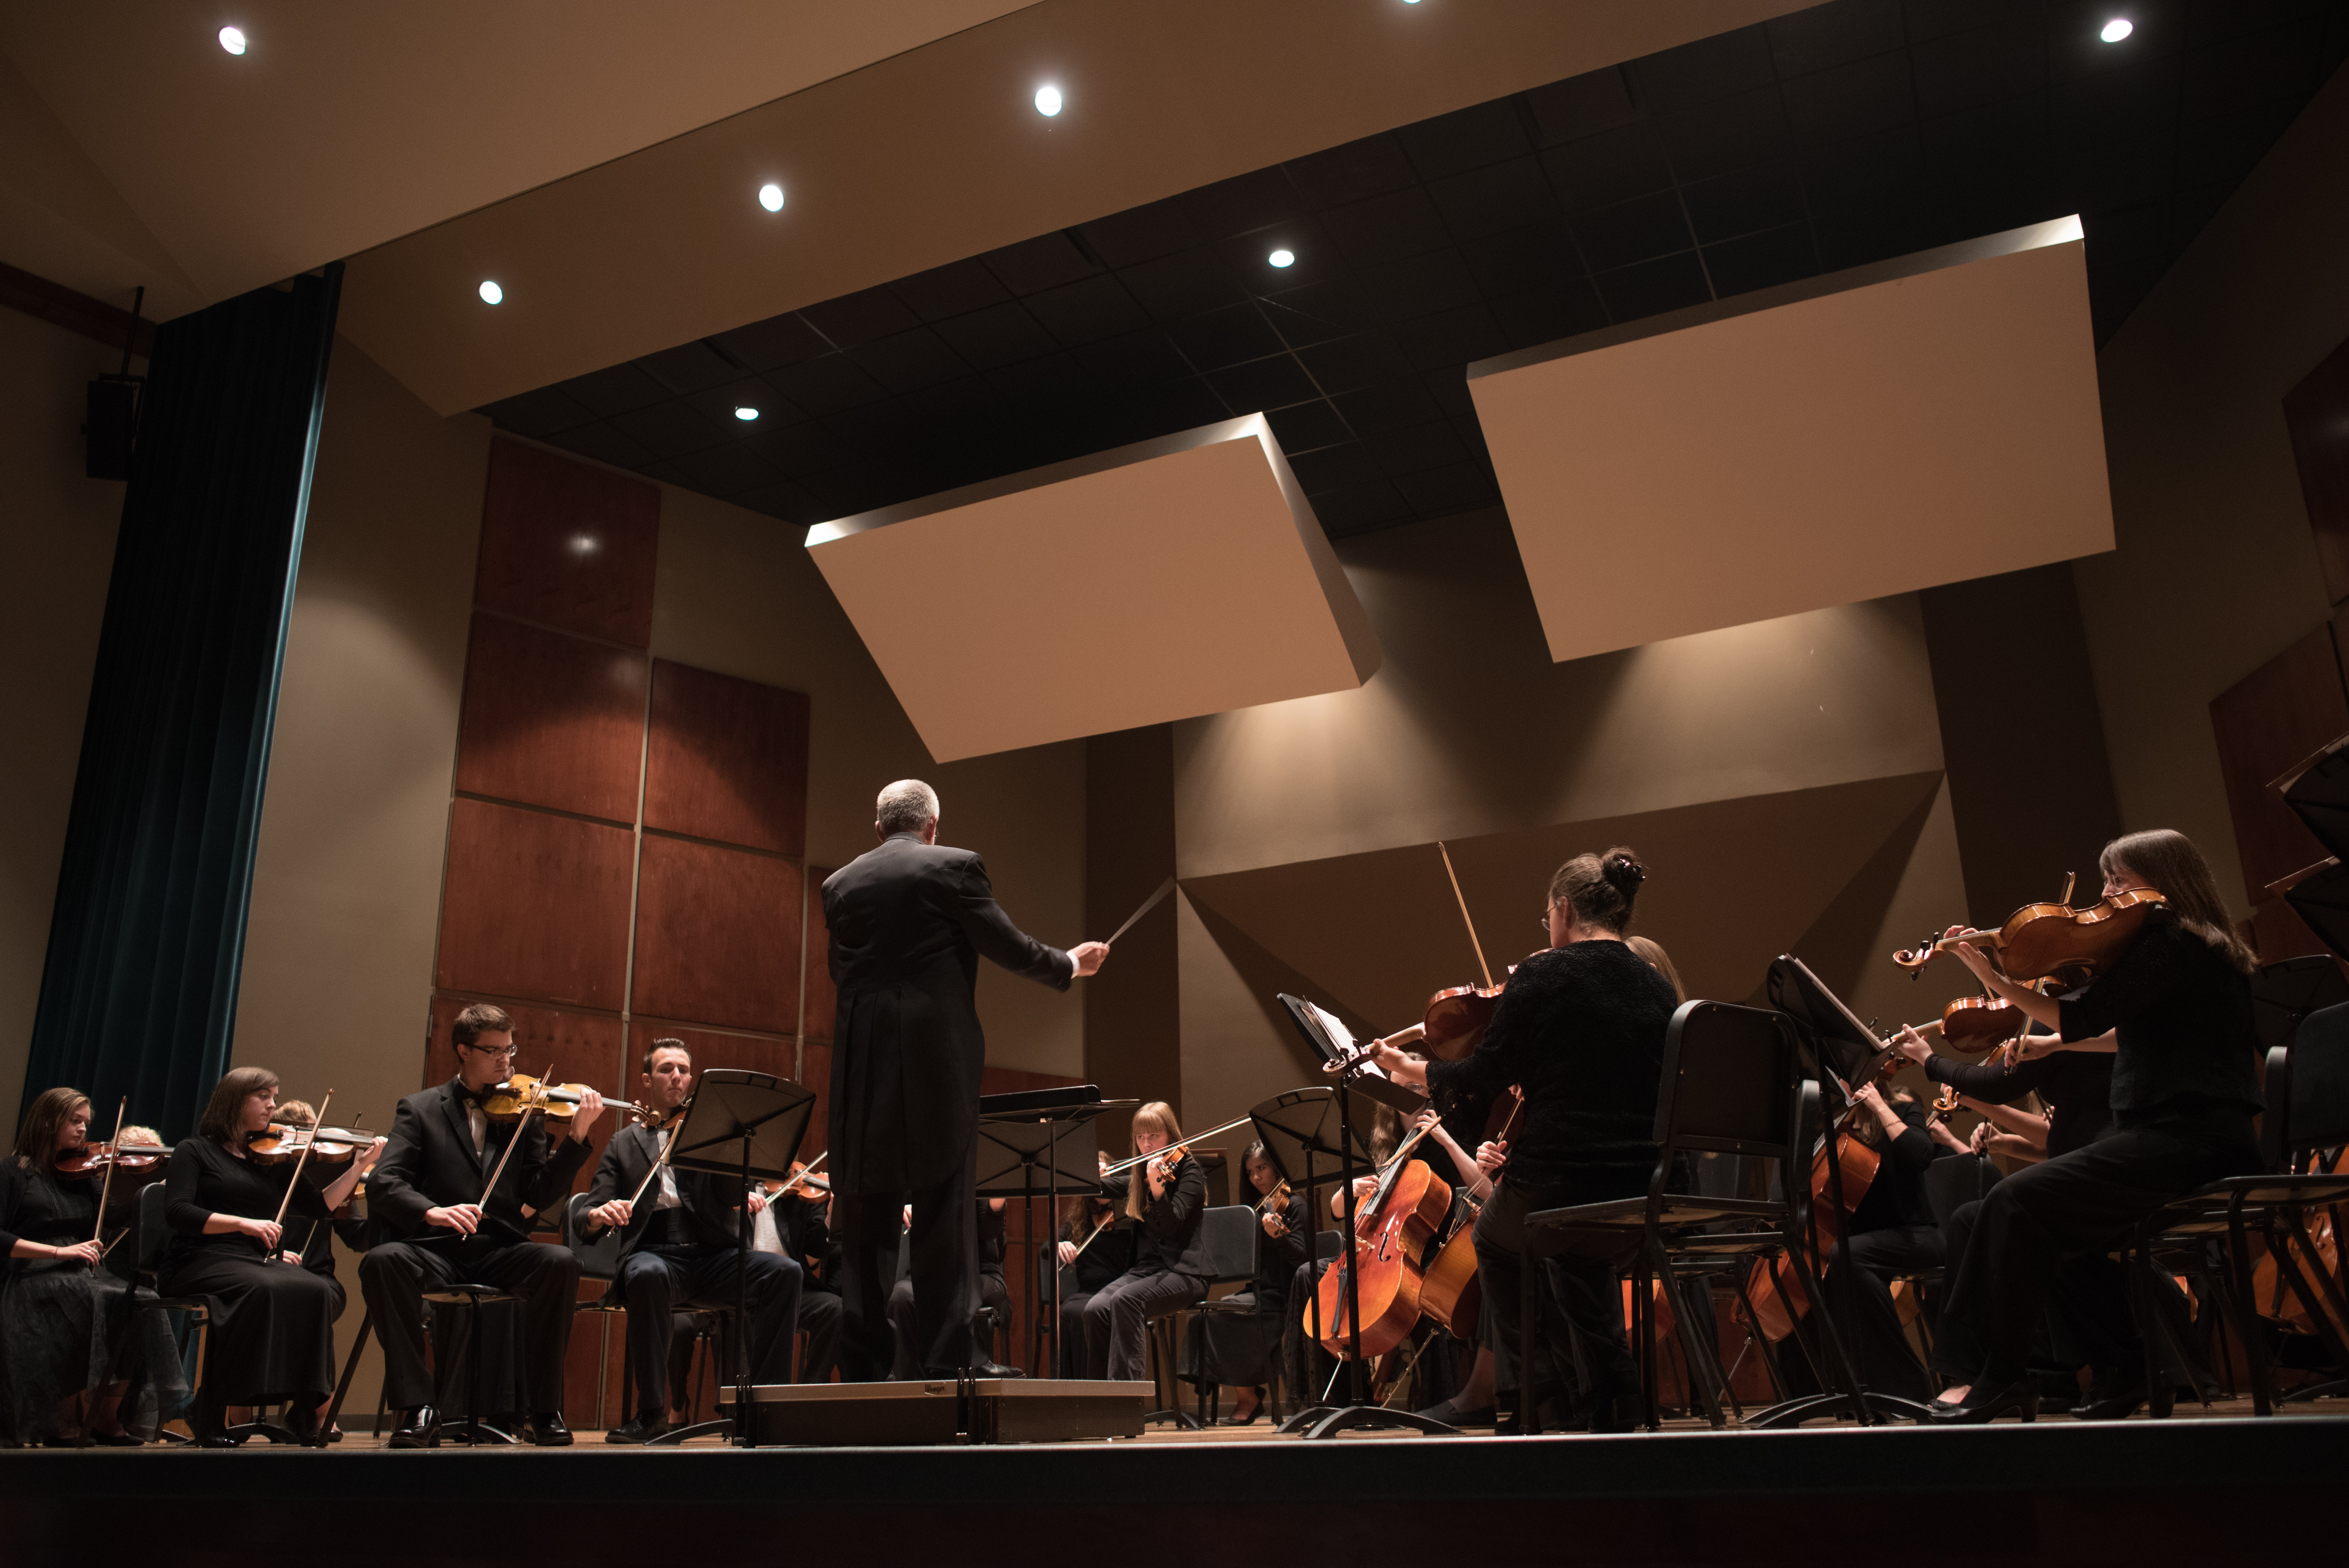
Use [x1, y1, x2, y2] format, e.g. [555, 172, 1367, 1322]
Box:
[2100, 830, 2254, 975]
[12, 1087, 90, 1168]
[197, 1067, 281, 1145]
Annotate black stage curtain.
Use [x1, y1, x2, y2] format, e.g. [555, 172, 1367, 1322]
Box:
[24, 265, 342, 1140]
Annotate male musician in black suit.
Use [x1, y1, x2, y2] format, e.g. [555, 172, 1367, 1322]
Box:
[358, 1003, 605, 1447]
[581, 1038, 804, 1443]
[825, 779, 1108, 1380]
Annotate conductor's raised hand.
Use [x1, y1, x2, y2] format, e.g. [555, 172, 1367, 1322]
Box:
[1068, 941, 1110, 978]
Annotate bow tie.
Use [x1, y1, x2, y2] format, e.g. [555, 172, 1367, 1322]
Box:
[461, 1083, 501, 1108]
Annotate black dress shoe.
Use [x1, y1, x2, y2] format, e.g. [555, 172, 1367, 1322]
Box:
[522, 1412, 573, 1447]
[1218, 1406, 1262, 1427]
[385, 1406, 438, 1448]
[1923, 1376, 2039, 1425]
[86, 1430, 144, 1447]
[1412, 1398, 1496, 1428]
[604, 1412, 672, 1445]
[2070, 1372, 2146, 1422]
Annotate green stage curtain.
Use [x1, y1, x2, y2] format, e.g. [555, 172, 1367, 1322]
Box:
[23, 265, 342, 1140]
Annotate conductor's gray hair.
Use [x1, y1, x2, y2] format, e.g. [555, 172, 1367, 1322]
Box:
[876, 779, 941, 835]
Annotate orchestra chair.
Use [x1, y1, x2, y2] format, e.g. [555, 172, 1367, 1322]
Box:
[562, 1192, 627, 1430]
[2123, 1018, 2349, 1417]
[1177, 1203, 1279, 1425]
[1516, 1000, 1853, 1433]
[1891, 1153, 2003, 1371]
[102, 1178, 212, 1446]
[1142, 1203, 1255, 1429]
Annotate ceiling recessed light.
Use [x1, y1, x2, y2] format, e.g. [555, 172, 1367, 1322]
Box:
[478, 280, 503, 305]
[734, 406, 760, 421]
[1035, 84, 1063, 117]
[218, 25, 246, 54]
[567, 533, 601, 557]
[1268, 249, 1295, 268]
[2100, 17, 2133, 42]
[758, 183, 785, 213]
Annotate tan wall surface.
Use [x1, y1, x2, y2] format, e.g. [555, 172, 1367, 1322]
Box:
[0, 308, 129, 1137]
[2076, 64, 2349, 913]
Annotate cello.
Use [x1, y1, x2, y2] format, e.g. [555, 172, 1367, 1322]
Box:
[1306, 1118, 1453, 1361]
[1740, 1053, 1893, 1343]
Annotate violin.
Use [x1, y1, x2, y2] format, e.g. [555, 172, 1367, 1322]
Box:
[245, 1123, 374, 1165]
[480, 1074, 658, 1126]
[1893, 887, 2165, 984]
[1098, 1115, 1254, 1178]
[53, 1140, 167, 1178]
[1253, 1178, 1294, 1238]
[1926, 1083, 1962, 1129]
[758, 1157, 831, 1199]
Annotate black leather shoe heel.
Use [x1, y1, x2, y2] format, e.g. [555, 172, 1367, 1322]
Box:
[1923, 1376, 2039, 1425]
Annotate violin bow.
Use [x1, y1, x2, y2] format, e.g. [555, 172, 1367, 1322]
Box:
[1069, 1205, 1116, 1259]
[89, 1097, 128, 1244]
[264, 1088, 333, 1263]
[769, 1148, 827, 1201]
[1435, 841, 1495, 989]
[608, 1101, 695, 1268]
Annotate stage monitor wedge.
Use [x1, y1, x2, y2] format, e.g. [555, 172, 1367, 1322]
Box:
[806, 416, 1380, 763]
[1468, 217, 2113, 665]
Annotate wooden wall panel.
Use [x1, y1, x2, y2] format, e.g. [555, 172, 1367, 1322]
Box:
[2209, 626, 2349, 902]
[477, 440, 659, 647]
[644, 660, 809, 854]
[2286, 333, 2349, 606]
[454, 612, 648, 821]
[624, 1021, 800, 1100]
[630, 836, 803, 1033]
[436, 799, 635, 1010]
[802, 865, 836, 1044]
[798, 1042, 830, 1161]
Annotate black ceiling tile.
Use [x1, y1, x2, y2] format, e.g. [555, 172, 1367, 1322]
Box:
[1133, 378, 1234, 435]
[2055, 134, 2178, 216]
[1912, 14, 2047, 118]
[1459, 218, 1584, 296]
[2048, 49, 2181, 143]
[1179, 165, 1305, 239]
[666, 442, 782, 499]
[1783, 50, 1919, 146]
[1594, 251, 1713, 322]
[2182, 0, 2312, 47]
[1571, 191, 1696, 272]
[1524, 67, 1641, 146]
[731, 479, 818, 524]
[1800, 126, 1926, 210]
[1205, 353, 1319, 413]
[799, 463, 893, 517]
[1215, 216, 1340, 286]
[1287, 132, 1420, 210]
[1167, 302, 1285, 371]
[2172, 96, 2301, 193]
[1489, 282, 1611, 349]
[2182, 16, 2329, 113]
[631, 459, 692, 490]
[1702, 225, 1821, 298]
[544, 421, 654, 472]
[681, 376, 803, 430]
[558, 362, 671, 419]
[891, 258, 1011, 323]
[480, 385, 593, 438]
[1684, 159, 1809, 243]
[1265, 399, 1354, 452]
[1261, 279, 1381, 346]
[1919, 89, 2045, 181]
[708, 311, 829, 373]
[1333, 378, 1446, 436]
[985, 351, 1089, 400]
[1077, 198, 1207, 268]
[982, 230, 1101, 295]
[1539, 123, 1676, 212]
[1451, 414, 1489, 461]
[929, 301, 1060, 370]
[1120, 248, 1249, 321]
[1901, 0, 2042, 46]
[821, 401, 917, 461]
[1392, 460, 1501, 517]
[1310, 480, 1414, 535]
[744, 419, 842, 474]
[636, 339, 741, 395]
[1024, 273, 1152, 349]
[895, 375, 994, 425]
[1395, 98, 1533, 181]
[1422, 370, 1476, 421]
[608, 399, 730, 460]
[762, 354, 890, 417]
[798, 286, 920, 348]
[1071, 330, 1192, 388]
[1811, 202, 1926, 271]
[1766, 1, 1908, 76]
[1353, 248, 1481, 321]
[1319, 186, 1453, 267]
[1294, 332, 1412, 394]
[1427, 156, 1558, 241]
[1655, 87, 1794, 183]
[1392, 304, 1509, 373]
[847, 327, 973, 395]
[1288, 442, 1383, 493]
[1369, 420, 1469, 478]
[1627, 26, 1778, 114]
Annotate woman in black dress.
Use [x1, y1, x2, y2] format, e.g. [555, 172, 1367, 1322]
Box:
[1925, 829, 2264, 1423]
[161, 1067, 383, 1443]
[1372, 846, 1678, 1433]
[1082, 1102, 1208, 1381]
[1, 1088, 185, 1445]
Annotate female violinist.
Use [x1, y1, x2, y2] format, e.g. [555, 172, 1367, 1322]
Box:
[1180, 1140, 1308, 1424]
[1371, 848, 1677, 1433]
[1924, 830, 2265, 1423]
[160, 1067, 384, 1444]
[1, 1088, 187, 1445]
[1048, 1190, 1130, 1376]
[1080, 1103, 1209, 1381]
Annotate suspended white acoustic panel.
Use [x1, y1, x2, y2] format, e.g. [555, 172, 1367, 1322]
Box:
[1469, 217, 2113, 665]
[806, 415, 1380, 762]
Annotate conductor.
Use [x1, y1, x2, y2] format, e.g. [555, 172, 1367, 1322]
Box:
[824, 780, 1108, 1380]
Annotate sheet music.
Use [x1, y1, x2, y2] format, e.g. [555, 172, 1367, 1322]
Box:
[1296, 998, 1394, 1082]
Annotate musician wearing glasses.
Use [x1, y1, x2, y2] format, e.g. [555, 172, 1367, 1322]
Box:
[582, 1039, 804, 1443]
[358, 1003, 604, 1447]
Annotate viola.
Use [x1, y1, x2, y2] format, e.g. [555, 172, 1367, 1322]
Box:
[246, 1123, 374, 1165]
[53, 1140, 166, 1178]
[1892, 888, 2166, 983]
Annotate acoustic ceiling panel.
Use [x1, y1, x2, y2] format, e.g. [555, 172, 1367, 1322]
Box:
[806, 415, 1380, 762]
[1469, 217, 2114, 665]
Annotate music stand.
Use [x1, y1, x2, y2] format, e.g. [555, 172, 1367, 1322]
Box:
[2253, 955, 2349, 1053]
[975, 1090, 1132, 1376]
[2285, 862, 2349, 962]
[657, 1069, 814, 1448]
[2281, 739, 2349, 860]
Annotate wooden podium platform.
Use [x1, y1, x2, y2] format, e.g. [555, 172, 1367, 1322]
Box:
[718, 1378, 1153, 1445]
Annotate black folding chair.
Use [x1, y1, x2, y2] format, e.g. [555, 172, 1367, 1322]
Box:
[1175, 1203, 1274, 1424]
[102, 1179, 214, 1445]
[1141, 1204, 1253, 1428]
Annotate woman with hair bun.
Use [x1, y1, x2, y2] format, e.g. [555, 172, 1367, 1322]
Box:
[1372, 846, 1678, 1433]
